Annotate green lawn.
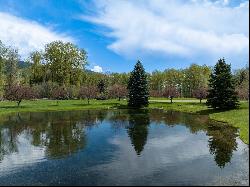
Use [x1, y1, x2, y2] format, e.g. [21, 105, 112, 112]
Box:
[0, 99, 127, 115]
[149, 97, 197, 100]
[0, 98, 248, 144]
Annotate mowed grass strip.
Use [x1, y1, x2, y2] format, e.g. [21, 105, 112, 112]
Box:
[0, 99, 127, 116]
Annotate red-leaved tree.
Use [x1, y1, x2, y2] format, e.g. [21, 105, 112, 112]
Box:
[78, 85, 98, 104]
[4, 84, 37, 107]
[149, 90, 163, 98]
[108, 84, 127, 101]
[162, 86, 180, 104]
[192, 87, 208, 103]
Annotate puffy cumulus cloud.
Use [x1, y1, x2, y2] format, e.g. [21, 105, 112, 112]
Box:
[81, 0, 249, 64]
[0, 12, 74, 59]
[91, 65, 103, 73]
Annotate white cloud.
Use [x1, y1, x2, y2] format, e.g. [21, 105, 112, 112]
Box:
[81, 0, 249, 64]
[91, 65, 103, 72]
[0, 12, 74, 59]
[0, 132, 45, 175]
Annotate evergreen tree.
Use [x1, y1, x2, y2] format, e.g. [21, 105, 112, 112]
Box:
[128, 61, 149, 108]
[97, 79, 106, 94]
[206, 58, 239, 109]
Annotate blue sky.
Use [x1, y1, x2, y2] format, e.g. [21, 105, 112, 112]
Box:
[0, 0, 249, 73]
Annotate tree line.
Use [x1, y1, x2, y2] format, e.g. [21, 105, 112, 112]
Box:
[0, 40, 249, 106]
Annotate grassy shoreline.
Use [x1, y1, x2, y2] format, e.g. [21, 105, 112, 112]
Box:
[0, 99, 248, 144]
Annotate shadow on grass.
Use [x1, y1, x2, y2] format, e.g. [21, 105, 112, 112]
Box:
[101, 102, 128, 109]
[72, 103, 93, 107]
[150, 101, 231, 115]
[195, 108, 226, 115]
[0, 105, 28, 109]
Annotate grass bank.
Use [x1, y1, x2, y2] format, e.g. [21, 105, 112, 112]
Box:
[0, 99, 248, 144]
[0, 99, 127, 116]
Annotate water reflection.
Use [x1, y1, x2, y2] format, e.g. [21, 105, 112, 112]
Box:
[207, 124, 238, 168]
[0, 109, 241, 168]
[0, 110, 106, 159]
[127, 109, 150, 155]
[148, 110, 239, 168]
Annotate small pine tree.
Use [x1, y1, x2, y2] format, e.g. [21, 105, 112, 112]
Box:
[206, 58, 239, 109]
[128, 60, 149, 108]
[97, 79, 106, 94]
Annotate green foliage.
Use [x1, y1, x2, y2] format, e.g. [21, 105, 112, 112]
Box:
[182, 64, 211, 97]
[0, 41, 7, 98]
[1, 44, 19, 87]
[97, 79, 106, 94]
[128, 61, 149, 108]
[234, 66, 249, 100]
[44, 41, 87, 86]
[28, 51, 44, 85]
[149, 64, 211, 98]
[206, 58, 239, 109]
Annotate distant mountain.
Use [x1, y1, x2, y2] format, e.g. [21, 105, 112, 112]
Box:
[18, 61, 30, 69]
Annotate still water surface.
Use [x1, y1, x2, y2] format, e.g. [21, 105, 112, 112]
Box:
[0, 109, 248, 185]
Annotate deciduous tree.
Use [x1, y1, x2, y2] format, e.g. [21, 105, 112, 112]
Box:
[4, 84, 37, 106]
[162, 86, 180, 104]
[79, 85, 98, 104]
[192, 87, 208, 103]
[51, 86, 69, 100]
[44, 41, 87, 86]
[108, 84, 127, 101]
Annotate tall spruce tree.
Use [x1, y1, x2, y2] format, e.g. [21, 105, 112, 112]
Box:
[128, 61, 149, 108]
[97, 79, 106, 94]
[206, 58, 239, 109]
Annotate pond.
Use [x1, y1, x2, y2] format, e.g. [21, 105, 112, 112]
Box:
[0, 109, 248, 186]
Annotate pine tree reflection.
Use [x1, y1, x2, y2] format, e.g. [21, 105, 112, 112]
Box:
[207, 123, 238, 168]
[0, 110, 239, 168]
[126, 109, 150, 155]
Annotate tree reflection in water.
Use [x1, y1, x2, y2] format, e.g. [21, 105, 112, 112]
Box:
[0, 109, 239, 168]
[0, 110, 105, 160]
[207, 124, 238, 168]
[126, 109, 150, 155]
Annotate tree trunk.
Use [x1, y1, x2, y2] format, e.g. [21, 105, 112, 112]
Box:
[170, 97, 173, 104]
[118, 97, 121, 101]
[200, 98, 202, 104]
[17, 100, 21, 107]
[88, 98, 90, 104]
